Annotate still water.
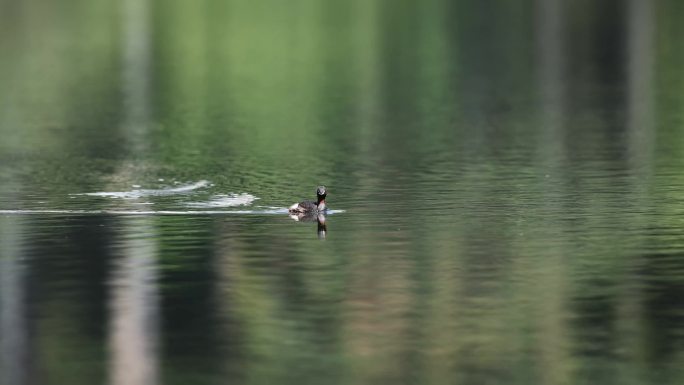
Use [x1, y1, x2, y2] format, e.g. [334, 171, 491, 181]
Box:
[2, 0, 684, 384]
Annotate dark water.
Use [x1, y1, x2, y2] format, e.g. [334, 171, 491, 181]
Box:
[2, 0, 684, 384]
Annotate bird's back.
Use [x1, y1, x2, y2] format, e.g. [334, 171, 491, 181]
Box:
[289, 200, 318, 213]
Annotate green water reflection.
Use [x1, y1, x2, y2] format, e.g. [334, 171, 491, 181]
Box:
[2, 0, 684, 384]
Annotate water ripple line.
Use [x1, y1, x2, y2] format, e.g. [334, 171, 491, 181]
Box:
[0, 209, 345, 216]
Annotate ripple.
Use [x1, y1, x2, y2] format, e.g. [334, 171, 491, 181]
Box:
[74, 180, 211, 199]
[185, 193, 258, 208]
[0, 209, 345, 216]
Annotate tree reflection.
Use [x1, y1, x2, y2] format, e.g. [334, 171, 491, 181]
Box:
[0, 217, 29, 385]
[108, 218, 159, 385]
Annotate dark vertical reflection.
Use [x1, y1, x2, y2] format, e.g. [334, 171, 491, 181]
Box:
[19, 216, 112, 384]
[593, 0, 628, 85]
[639, 251, 684, 372]
[0, 217, 29, 385]
[157, 217, 225, 384]
[109, 217, 159, 385]
[636, 3, 684, 373]
[563, 3, 660, 384]
[456, 1, 534, 133]
[566, 0, 628, 134]
[452, 3, 534, 381]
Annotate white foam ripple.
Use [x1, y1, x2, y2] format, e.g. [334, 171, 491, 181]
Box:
[185, 193, 258, 208]
[76, 180, 211, 199]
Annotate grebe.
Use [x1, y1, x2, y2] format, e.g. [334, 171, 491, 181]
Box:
[288, 186, 327, 214]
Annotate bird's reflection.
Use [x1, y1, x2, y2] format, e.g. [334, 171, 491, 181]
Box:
[289, 213, 328, 239]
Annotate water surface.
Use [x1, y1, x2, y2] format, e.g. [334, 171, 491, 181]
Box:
[2, 0, 684, 384]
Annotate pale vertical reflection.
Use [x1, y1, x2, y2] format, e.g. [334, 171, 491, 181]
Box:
[623, 3, 655, 358]
[0, 217, 28, 385]
[536, 0, 566, 163]
[122, 0, 151, 153]
[534, 1, 570, 384]
[109, 218, 159, 385]
[345, 0, 383, 359]
[109, 0, 157, 383]
[627, 0, 654, 168]
[0, 9, 27, 379]
[351, 0, 380, 160]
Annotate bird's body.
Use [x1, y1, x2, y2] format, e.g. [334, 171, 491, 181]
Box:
[288, 186, 327, 214]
